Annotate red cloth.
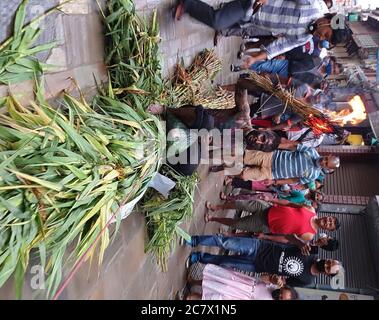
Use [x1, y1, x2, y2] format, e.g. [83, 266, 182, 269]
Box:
[268, 205, 316, 236]
[251, 119, 272, 127]
[251, 118, 302, 131]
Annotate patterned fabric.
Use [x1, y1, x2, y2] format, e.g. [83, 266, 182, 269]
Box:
[248, 0, 326, 58]
[201, 264, 274, 300]
[272, 143, 322, 184]
[278, 189, 312, 206]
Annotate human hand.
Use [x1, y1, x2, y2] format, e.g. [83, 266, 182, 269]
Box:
[242, 56, 256, 69]
[252, 0, 267, 15]
[300, 243, 311, 256]
[272, 115, 281, 124]
[259, 273, 271, 283]
[258, 194, 271, 201]
[269, 274, 286, 287]
[253, 232, 265, 240]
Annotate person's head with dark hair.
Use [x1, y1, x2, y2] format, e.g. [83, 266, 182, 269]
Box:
[271, 286, 299, 300]
[311, 14, 335, 41]
[311, 14, 350, 46]
[323, 0, 333, 9]
[317, 216, 340, 231]
[331, 28, 351, 45]
[314, 259, 340, 276]
[244, 129, 281, 152]
[315, 173, 325, 189]
[309, 190, 325, 202]
[315, 236, 339, 251]
[332, 125, 349, 143]
[321, 57, 342, 77]
[315, 180, 324, 190]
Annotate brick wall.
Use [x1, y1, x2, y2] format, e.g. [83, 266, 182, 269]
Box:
[317, 145, 379, 161]
[324, 194, 371, 205]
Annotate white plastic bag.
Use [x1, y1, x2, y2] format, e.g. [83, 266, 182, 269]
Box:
[148, 173, 176, 199]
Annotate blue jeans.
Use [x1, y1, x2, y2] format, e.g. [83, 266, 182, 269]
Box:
[250, 60, 289, 78]
[191, 235, 261, 272]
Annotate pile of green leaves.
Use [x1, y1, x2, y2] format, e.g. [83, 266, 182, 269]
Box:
[143, 166, 198, 271]
[98, 0, 166, 107]
[0, 0, 171, 299]
[98, 0, 199, 271]
[0, 84, 164, 298]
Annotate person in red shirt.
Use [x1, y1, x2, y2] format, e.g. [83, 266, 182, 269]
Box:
[205, 199, 339, 242]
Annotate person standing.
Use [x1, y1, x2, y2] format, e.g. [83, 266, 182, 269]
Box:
[204, 199, 339, 241]
[185, 264, 298, 300]
[174, 0, 349, 61]
[185, 236, 341, 287]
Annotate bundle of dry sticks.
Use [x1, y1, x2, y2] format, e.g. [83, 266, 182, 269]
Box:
[171, 49, 235, 109]
[246, 72, 338, 135]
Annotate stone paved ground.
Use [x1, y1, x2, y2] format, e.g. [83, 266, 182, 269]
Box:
[0, 0, 241, 299]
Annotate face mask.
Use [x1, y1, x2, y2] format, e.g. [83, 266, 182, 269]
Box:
[321, 40, 330, 49]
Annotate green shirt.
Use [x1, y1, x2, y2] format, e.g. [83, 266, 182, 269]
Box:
[279, 190, 312, 206]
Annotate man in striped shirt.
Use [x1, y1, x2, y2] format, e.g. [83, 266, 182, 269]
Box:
[174, 0, 348, 60]
[234, 144, 340, 184]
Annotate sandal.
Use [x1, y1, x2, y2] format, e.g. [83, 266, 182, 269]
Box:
[209, 165, 224, 173]
[223, 176, 233, 186]
[230, 64, 242, 72]
[173, 0, 185, 20]
[214, 30, 222, 47]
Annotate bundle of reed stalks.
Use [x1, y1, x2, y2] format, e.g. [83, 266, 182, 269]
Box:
[246, 71, 325, 119]
[171, 49, 235, 109]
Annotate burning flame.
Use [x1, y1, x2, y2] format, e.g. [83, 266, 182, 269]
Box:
[327, 96, 367, 126]
[304, 114, 335, 137]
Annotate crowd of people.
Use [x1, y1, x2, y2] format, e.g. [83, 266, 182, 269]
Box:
[152, 0, 354, 300]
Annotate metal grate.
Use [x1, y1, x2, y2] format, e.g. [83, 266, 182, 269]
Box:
[324, 162, 379, 197]
[316, 211, 378, 289]
[353, 35, 378, 48]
